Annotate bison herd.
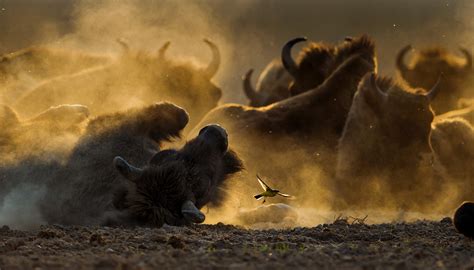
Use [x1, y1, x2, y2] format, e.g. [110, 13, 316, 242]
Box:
[0, 34, 474, 237]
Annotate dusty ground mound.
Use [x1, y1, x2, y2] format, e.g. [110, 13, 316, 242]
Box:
[0, 219, 473, 269]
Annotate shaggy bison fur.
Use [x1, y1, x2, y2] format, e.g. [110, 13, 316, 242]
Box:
[335, 73, 447, 210]
[191, 46, 375, 199]
[282, 35, 376, 97]
[35, 102, 242, 227]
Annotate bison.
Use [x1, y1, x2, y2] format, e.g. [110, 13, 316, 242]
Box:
[431, 118, 474, 203]
[0, 104, 89, 161]
[191, 45, 375, 199]
[396, 46, 473, 114]
[0, 46, 109, 103]
[282, 35, 376, 97]
[13, 39, 222, 130]
[453, 201, 474, 239]
[242, 59, 292, 107]
[335, 73, 446, 210]
[35, 102, 242, 227]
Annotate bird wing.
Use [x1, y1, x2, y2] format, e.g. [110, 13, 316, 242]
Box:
[277, 192, 291, 197]
[256, 174, 271, 191]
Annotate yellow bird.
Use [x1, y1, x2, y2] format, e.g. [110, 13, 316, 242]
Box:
[254, 174, 291, 204]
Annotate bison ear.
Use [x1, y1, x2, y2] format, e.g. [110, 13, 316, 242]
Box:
[113, 156, 143, 182]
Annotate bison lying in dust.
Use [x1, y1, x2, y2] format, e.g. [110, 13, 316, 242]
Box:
[33, 102, 242, 227]
[242, 59, 292, 107]
[191, 39, 376, 197]
[396, 46, 473, 114]
[334, 73, 454, 210]
[0, 46, 109, 103]
[14, 39, 222, 129]
[431, 117, 474, 203]
[0, 104, 89, 161]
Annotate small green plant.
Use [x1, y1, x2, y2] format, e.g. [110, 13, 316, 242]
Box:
[259, 244, 270, 252]
[274, 242, 290, 253]
[206, 246, 216, 253]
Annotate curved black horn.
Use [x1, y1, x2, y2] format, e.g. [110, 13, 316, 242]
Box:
[281, 37, 307, 77]
[203, 39, 220, 78]
[370, 73, 388, 100]
[113, 156, 143, 182]
[426, 76, 442, 101]
[396, 45, 412, 75]
[158, 41, 171, 60]
[242, 69, 260, 101]
[459, 47, 472, 71]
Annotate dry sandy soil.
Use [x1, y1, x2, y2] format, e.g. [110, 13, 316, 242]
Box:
[0, 218, 472, 269]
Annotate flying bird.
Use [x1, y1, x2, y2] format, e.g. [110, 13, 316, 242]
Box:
[254, 174, 291, 204]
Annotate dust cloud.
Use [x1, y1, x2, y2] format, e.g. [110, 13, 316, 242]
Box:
[0, 0, 473, 228]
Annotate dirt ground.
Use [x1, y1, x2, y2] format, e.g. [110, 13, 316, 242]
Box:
[0, 218, 472, 270]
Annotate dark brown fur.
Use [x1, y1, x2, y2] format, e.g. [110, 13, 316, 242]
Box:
[35, 103, 242, 227]
[288, 35, 376, 96]
[335, 73, 444, 210]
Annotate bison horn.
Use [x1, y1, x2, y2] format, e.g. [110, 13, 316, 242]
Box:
[459, 47, 472, 71]
[281, 37, 307, 78]
[203, 39, 220, 78]
[181, 200, 205, 223]
[396, 45, 412, 76]
[370, 73, 388, 101]
[158, 41, 171, 60]
[243, 69, 261, 101]
[344, 36, 354, 42]
[116, 38, 130, 52]
[113, 156, 143, 182]
[425, 76, 442, 101]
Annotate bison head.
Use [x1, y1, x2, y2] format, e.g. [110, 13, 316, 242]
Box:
[157, 39, 222, 126]
[282, 35, 375, 96]
[242, 59, 292, 107]
[396, 46, 472, 114]
[113, 124, 242, 227]
[361, 73, 440, 152]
